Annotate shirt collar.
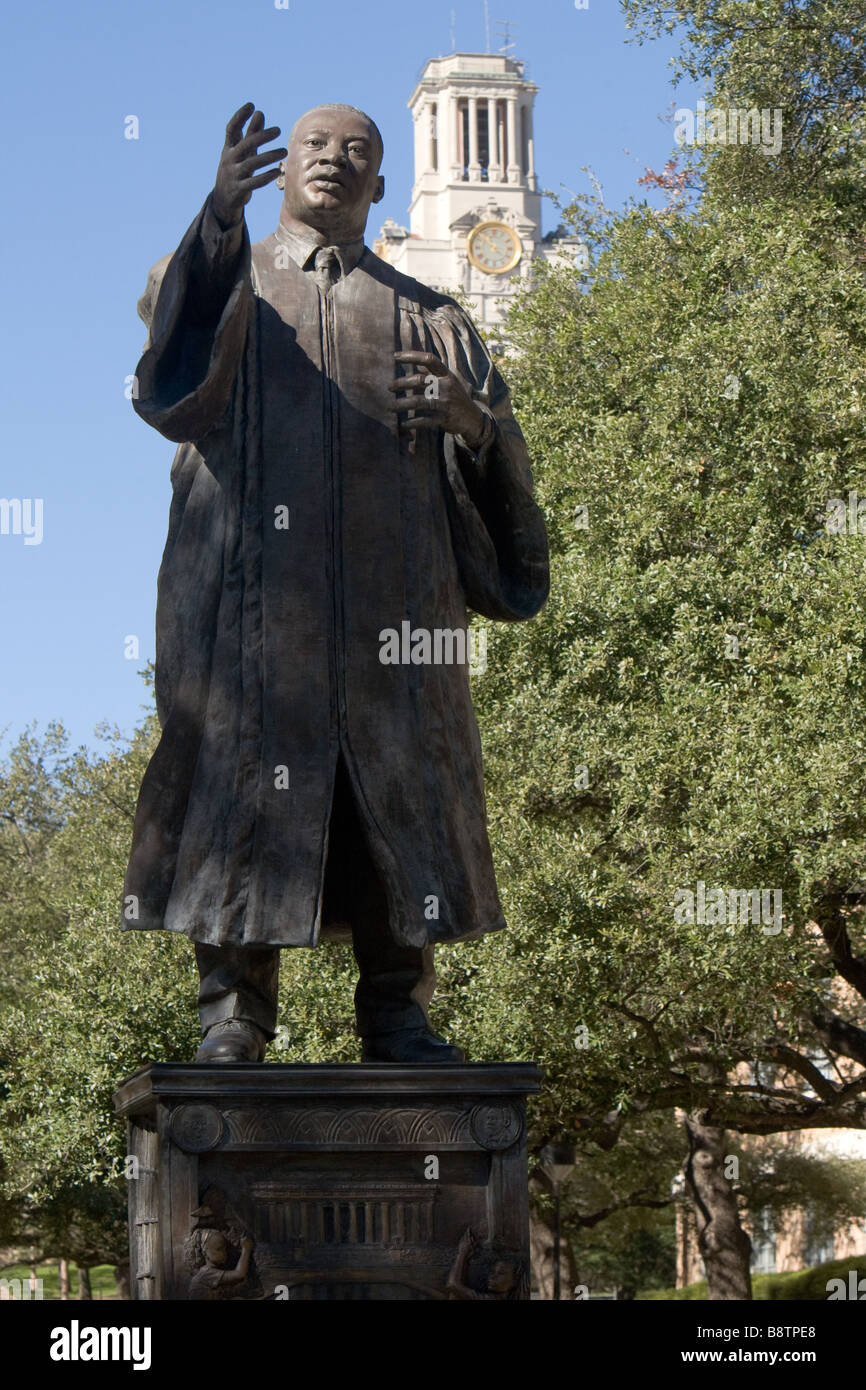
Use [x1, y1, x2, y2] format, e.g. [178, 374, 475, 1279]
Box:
[274, 220, 365, 278]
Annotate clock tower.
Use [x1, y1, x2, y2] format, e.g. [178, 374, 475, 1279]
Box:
[375, 51, 582, 329]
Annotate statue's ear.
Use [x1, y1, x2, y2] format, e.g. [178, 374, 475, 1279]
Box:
[372, 174, 385, 205]
[276, 160, 286, 191]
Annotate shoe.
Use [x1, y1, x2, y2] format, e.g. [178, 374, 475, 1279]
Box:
[361, 1027, 466, 1064]
[195, 1020, 268, 1063]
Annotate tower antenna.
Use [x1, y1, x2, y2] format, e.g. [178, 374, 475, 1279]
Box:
[483, 0, 491, 52]
[449, 8, 456, 51]
[494, 19, 517, 56]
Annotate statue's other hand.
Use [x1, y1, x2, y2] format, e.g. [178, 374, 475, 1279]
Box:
[390, 351, 488, 450]
[212, 103, 287, 230]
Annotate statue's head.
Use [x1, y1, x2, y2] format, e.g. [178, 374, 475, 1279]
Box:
[201, 1230, 228, 1267]
[277, 104, 385, 239]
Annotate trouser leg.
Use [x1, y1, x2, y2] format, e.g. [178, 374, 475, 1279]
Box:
[195, 942, 280, 1039]
[353, 913, 437, 1040]
[347, 795, 438, 1038]
[324, 755, 438, 1040]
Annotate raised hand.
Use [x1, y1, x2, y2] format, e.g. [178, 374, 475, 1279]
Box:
[457, 1227, 477, 1253]
[212, 103, 287, 229]
[391, 351, 487, 448]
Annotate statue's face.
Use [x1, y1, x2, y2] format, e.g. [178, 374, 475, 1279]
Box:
[281, 107, 384, 232]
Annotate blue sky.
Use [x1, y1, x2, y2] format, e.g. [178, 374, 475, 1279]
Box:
[0, 0, 696, 756]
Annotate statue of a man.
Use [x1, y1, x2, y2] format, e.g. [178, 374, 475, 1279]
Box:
[122, 102, 549, 1063]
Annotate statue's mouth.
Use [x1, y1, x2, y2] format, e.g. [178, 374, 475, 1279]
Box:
[308, 173, 344, 190]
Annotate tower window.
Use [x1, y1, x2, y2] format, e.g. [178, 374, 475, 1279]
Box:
[498, 101, 508, 174]
[457, 99, 469, 181]
[478, 104, 490, 182]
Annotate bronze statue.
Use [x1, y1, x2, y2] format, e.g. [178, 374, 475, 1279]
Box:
[122, 101, 549, 1063]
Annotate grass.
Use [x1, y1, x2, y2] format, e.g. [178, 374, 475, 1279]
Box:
[638, 1256, 866, 1300]
[0, 1262, 119, 1300]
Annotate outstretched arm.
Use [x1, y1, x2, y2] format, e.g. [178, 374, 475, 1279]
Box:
[133, 105, 284, 443]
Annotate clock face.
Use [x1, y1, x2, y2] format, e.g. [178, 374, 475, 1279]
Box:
[466, 221, 522, 275]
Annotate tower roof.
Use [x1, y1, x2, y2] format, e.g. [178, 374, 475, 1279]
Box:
[408, 52, 536, 106]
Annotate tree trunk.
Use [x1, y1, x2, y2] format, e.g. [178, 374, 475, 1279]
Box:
[683, 1110, 752, 1300]
[78, 1265, 92, 1300]
[59, 1258, 69, 1300]
[114, 1262, 131, 1300]
[530, 1212, 577, 1299]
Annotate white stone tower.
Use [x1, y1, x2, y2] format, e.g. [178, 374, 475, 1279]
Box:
[376, 51, 582, 329]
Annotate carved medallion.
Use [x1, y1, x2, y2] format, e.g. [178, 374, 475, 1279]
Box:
[170, 1103, 225, 1153]
[469, 1103, 523, 1151]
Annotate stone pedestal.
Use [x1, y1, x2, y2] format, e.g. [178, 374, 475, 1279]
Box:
[114, 1062, 541, 1301]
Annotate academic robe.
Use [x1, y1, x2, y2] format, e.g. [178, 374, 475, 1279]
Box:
[122, 197, 549, 949]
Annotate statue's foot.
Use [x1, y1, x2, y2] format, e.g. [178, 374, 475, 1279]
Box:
[361, 1028, 466, 1064]
[195, 1020, 268, 1063]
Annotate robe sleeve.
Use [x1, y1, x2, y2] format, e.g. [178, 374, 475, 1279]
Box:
[426, 301, 550, 622]
[132, 196, 252, 443]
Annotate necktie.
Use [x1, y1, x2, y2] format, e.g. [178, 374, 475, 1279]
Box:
[313, 246, 340, 295]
